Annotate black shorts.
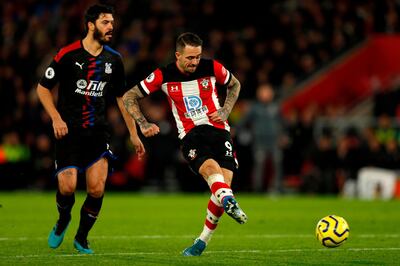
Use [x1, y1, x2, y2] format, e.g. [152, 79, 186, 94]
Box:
[180, 125, 238, 175]
[54, 130, 116, 176]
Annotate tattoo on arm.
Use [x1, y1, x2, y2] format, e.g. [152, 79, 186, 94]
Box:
[218, 74, 241, 120]
[123, 86, 148, 127]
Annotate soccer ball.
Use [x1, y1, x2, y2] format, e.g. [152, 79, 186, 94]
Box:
[315, 215, 349, 248]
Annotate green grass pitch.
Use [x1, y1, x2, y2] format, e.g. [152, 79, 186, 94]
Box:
[0, 191, 399, 265]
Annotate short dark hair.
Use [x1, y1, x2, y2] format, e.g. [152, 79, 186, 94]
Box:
[84, 4, 114, 31]
[176, 32, 203, 52]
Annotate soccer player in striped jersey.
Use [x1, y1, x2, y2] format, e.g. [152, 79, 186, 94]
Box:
[36, 4, 145, 254]
[123, 32, 248, 256]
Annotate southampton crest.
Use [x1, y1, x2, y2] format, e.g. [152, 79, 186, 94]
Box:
[200, 78, 210, 90]
[188, 149, 197, 160]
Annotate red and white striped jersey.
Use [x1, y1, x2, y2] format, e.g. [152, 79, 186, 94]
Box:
[138, 59, 232, 139]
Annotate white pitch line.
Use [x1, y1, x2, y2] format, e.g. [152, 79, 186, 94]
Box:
[1, 248, 400, 259]
[1, 234, 399, 241]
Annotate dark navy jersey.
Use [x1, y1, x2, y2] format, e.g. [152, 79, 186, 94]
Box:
[39, 40, 126, 131]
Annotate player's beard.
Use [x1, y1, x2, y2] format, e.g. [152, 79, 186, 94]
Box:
[185, 64, 197, 73]
[94, 27, 112, 45]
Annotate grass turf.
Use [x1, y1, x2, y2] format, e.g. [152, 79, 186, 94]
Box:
[0, 191, 399, 265]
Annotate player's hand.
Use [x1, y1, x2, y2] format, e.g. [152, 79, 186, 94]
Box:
[139, 122, 160, 137]
[208, 108, 228, 123]
[52, 117, 68, 139]
[130, 135, 146, 160]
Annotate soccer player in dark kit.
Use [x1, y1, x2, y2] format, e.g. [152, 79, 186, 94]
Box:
[123, 32, 248, 256]
[36, 4, 145, 254]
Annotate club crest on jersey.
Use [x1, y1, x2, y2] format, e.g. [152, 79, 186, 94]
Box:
[105, 63, 112, 74]
[188, 149, 197, 160]
[200, 78, 211, 91]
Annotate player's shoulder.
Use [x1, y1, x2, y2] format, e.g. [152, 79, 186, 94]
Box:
[54, 40, 82, 62]
[103, 45, 122, 58]
[199, 58, 215, 69]
[200, 58, 214, 65]
[196, 58, 215, 75]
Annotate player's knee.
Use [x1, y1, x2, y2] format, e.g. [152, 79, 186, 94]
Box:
[199, 159, 222, 176]
[59, 184, 76, 195]
[87, 186, 105, 198]
[57, 169, 77, 194]
[88, 190, 104, 198]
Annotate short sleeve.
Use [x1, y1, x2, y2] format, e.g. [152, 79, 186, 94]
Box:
[138, 68, 163, 95]
[39, 60, 60, 90]
[213, 60, 231, 86]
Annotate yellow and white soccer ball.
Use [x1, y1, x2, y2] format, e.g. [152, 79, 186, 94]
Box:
[315, 215, 350, 248]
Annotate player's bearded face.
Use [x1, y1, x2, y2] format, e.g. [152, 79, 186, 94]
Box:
[94, 26, 113, 44]
[178, 45, 202, 74]
[93, 14, 114, 45]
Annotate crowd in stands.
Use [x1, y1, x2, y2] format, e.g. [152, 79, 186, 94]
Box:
[1, 0, 400, 193]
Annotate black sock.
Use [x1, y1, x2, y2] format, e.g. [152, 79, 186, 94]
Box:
[55, 190, 75, 234]
[76, 194, 103, 241]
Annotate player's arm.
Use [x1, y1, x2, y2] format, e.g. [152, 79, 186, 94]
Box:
[209, 74, 241, 123]
[116, 96, 145, 158]
[36, 84, 68, 139]
[122, 85, 160, 137]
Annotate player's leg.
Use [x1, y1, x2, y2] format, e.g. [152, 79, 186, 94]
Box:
[48, 168, 78, 249]
[183, 160, 247, 256]
[199, 194, 225, 243]
[220, 167, 247, 222]
[182, 126, 247, 256]
[73, 157, 108, 254]
[200, 160, 247, 224]
[182, 193, 224, 256]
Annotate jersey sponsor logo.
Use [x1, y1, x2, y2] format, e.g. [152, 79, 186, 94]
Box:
[183, 96, 208, 119]
[45, 67, 55, 79]
[184, 95, 202, 111]
[146, 72, 155, 83]
[75, 62, 84, 69]
[184, 105, 208, 119]
[105, 63, 112, 74]
[76, 79, 87, 89]
[75, 79, 107, 97]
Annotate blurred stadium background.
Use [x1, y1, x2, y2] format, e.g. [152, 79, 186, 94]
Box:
[1, 0, 400, 200]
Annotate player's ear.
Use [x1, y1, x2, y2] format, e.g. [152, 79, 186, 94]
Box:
[175, 51, 180, 60]
[88, 21, 95, 31]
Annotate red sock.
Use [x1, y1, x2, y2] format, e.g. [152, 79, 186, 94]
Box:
[208, 174, 233, 204]
[199, 194, 224, 243]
